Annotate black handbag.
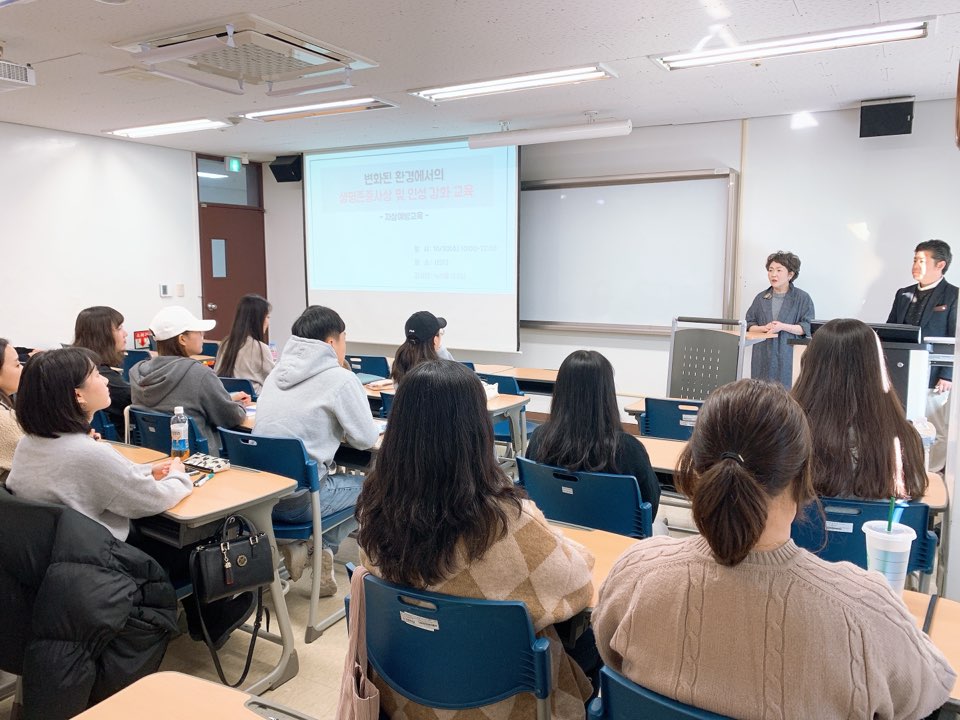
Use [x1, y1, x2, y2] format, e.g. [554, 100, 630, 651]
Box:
[189, 514, 275, 687]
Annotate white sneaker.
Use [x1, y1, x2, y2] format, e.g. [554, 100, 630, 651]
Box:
[317, 547, 337, 597]
[279, 541, 309, 582]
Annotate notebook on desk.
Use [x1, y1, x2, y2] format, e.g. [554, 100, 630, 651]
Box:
[357, 373, 386, 386]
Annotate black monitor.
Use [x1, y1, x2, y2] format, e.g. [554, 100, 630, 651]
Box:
[809, 320, 921, 344]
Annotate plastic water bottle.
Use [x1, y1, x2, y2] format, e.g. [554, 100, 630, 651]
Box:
[911, 416, 936, 470]
[170, 406, 189, 459]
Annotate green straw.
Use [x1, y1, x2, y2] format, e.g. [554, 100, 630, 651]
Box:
[887, 496, 896, 532]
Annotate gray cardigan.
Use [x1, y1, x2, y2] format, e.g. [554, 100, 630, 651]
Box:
[744, 284, 815, 389]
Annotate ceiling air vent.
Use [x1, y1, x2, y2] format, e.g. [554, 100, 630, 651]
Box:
[0, 58, 36, 92]
[115, 14, 376, 85]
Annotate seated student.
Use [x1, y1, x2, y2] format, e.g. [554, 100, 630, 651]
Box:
[72, 305, 130, 430]
[792, 318, 927, 499]
[9, 347, 255, 648]
[254, 305, 379, 590]
[391, 310, 447, 384]
[214, 294, 275, 394]
[129, 306, 249, 455]
[7, 348, 193, 540]
[357, 360, 596, 720]
[592, 379, 955, 719]
[526, 349, 661, 521]
[0, 338, 23, 485]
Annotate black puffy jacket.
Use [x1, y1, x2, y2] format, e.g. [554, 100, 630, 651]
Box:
[0, 490, 179, 720]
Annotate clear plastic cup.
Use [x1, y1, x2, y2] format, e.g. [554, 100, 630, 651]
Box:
[862, 520, 916, 595]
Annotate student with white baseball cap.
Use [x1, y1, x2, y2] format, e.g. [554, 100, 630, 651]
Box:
[129, 306, 248, 455]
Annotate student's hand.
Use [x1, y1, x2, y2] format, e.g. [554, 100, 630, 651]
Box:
[88, 428, 102, 441]
[231, 391, 252, 406]
[935, 379, 952, 394]
[152, 458, 185, 480]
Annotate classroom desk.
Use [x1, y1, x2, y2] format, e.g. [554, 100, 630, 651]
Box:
[111, 444, 300, 695]
[557, 524, 960, 708]
[73, 671, 312, 720]
[474, 363, 514, 374]
[499, 367, 559, 394]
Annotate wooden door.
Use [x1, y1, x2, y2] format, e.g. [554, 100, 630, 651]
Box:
[198, 204, 267, 341]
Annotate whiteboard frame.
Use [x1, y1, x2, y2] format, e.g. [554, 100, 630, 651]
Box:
[519, 168, 740, 335]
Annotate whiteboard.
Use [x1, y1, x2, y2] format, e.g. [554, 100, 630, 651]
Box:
[519, 174, 733, 328]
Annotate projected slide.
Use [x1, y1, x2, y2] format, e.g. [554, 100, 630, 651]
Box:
[304, 142, 517, 294]
[302, 141, 519, 352]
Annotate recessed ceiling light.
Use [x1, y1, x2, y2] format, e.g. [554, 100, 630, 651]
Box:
[652, 20, 928, 70]
[410, 63, 617, 102]
[105, 118, 230, 138]
[238, 97, 395, 122]
[790, 111, 818, 129]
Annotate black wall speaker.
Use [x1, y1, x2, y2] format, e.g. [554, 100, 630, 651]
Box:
[269, 155, 303, 182]
[860, 98, 914, 138]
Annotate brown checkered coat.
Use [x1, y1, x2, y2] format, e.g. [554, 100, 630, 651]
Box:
[365, 499, 596, 720]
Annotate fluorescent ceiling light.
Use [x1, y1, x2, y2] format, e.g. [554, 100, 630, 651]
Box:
[106, 118, 231, 138]
[790, 111, 818, 129]
[239, 96, 394, 121]
[411, 63, 616, 102]
[468, 119, 632, 149]
[197, 171, 229, 179]
[653, 20, 928, 70]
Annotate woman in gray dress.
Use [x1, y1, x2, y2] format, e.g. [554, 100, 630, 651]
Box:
[745, 251, 815, 388]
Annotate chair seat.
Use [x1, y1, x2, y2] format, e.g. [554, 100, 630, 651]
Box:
[274, 505, 356, 541]
[493, 419, 539, 441]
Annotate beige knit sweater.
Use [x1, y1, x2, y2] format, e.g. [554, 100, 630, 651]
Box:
[365, 499, 595, 720]
[0, 402, 23, 484]
[593, 536, 955, 720]
[214, 337, 274, 394]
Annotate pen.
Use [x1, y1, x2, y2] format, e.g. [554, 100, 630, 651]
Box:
[193, 473, 214, 488]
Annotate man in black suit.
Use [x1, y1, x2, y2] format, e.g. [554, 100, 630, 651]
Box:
[887, 239, 957, 470]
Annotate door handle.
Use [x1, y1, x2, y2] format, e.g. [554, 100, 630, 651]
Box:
[206, 303, 218, 311]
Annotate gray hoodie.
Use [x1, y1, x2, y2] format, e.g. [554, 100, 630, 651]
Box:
[254, 336, 379, 477]
[129, 355, 247, 455]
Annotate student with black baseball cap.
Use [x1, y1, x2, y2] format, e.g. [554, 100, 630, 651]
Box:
[392, 311, 454, 383]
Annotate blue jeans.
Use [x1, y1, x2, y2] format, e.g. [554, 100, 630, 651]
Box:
[272, 473, 364, 554]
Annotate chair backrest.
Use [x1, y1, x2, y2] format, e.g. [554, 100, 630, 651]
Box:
[459, 361, 476, 370]
[379, 391, 395, 418]
[90, 410, 119, 441]
[220, 377, 257, 400]
[121, 349, 151, 381]
[347, 355, 390, 381]
[791, 497, 937, 574]
[516, 457, 653, 539]
[588, 666, 729, 720]
[201, 341, 220, 358]
[128, 408, 209, 455]
[218, 429, 319, 492]
[667, 319, 745, 400]
[639, 398, 703, 441]
[476, 372, 523, 396]
[362, 572, 552, 712]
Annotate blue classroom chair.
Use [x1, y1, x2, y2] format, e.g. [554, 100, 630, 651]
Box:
[201, 341, 220, 358]
[588, 666, 729, 720]
[219, 429, 356, 643]
[637, 398, 703, 441]
[347, 355, 390, 385]
[90, 410, 119, 441]
[459, 361, 476, 370]
[220, 376, 258, 401]
[379, 390, 395, 418]
[791, 497, 937, 585]
[516, 457, 653, 539]
[127, 408, 209, 455]
[357, 571, 553, 720]
[121, 349, 151, 382]
[476, 373, 538, 447]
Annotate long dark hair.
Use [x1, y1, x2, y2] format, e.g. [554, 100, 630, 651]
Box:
[73, 306, 124, 367]
[391, 337, 438, 384]
[531, 350, 622, 472]
[0, 338, 15, 408]
[676, 379, 815, 566]
[16, 348, 97, 439]
[792, 318, 927, 499]
[357, 360, 524, 587]
[217, 294, 271, 378]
